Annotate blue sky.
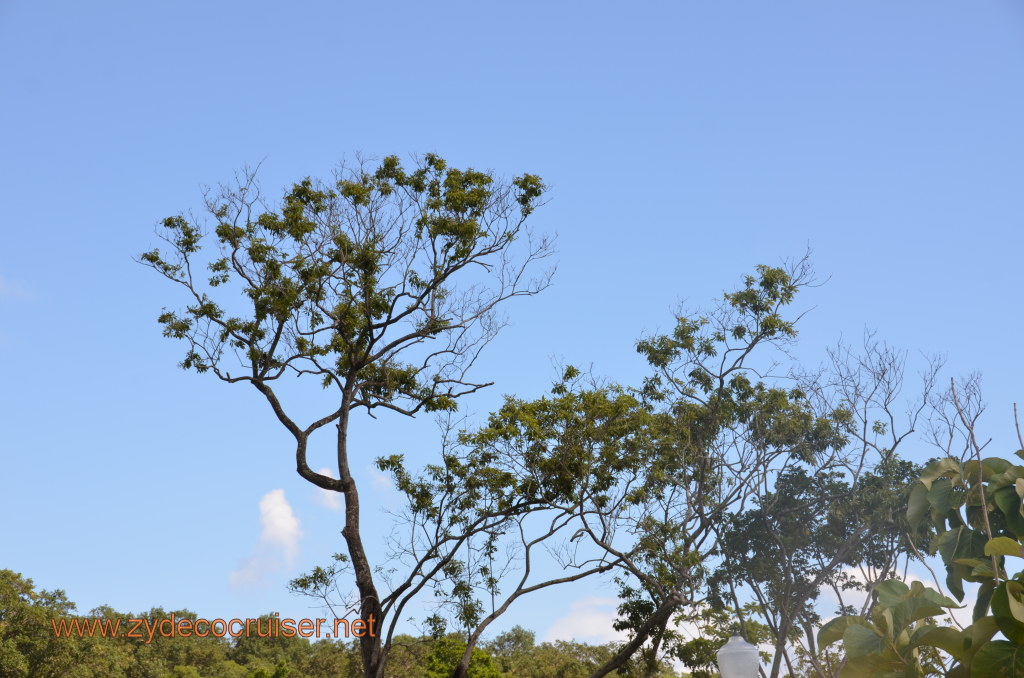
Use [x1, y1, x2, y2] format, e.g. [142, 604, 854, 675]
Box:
[1, 1, 1022, 644]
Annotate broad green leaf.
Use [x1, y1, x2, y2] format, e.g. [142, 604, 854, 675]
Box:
[971, 616, 1001, 653]
[947, 565, 966, 602]
[972, 563, 997, 580]
[939, 527, 990, 589]
[966, 458, 1013, 484]
[890, 598, 947, 636]
[975, 583, 997, 622]
[989, 466, 1024, 491]
[907, 482, 930, 528]
[920, 586, 963, 610]
[877, 608, 895, 638]
[994, 486, 1024, 539]
[819, 615, 870, 647]
[844, 623, 885, 658]
[984, 457, 1013, 475]
[992, 582, 1024, 644]
[876, 579, 911, 609]
[921, 457, 962, 490]
[928, 477, 956, 514]
[839, 655, 907, 678]
[1006, 582, 1024, 624]
[985, 537, 1023, 558]
[916, 625, 967, 662]
[971, 640, 1024, 677]
[937, 529, 961, 564]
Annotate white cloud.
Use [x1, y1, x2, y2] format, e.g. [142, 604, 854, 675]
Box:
[229, 489, 303, 587]
[0, 275, 31, 300]
[542, 596, 627, 644]
[816, 567, 872, 616]
[312, 464, 399, 512]
[370, 464, 395, 493]
[315, 467, 343, 511]
[366, 463, 403, 510]
[817, 567, 976, 630]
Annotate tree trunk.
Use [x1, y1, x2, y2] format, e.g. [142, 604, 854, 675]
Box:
[585, 596, 677, 678]
[336, 402, 385, 678]
[769, 610, 790, 678]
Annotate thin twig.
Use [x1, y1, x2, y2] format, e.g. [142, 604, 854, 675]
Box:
[951, 378, 1000, 585]
[1014, 403, 1024, 452]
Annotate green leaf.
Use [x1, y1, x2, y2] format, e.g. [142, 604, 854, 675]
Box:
[875, 579, 910, 609]
[1005, 582, 1024, 624]
[890, 598, 947, 636]
[985, 537, 1024, 558]
[819, 616, 869, 647]
[919, 584, 964, 610]
[938, 527, 990, 596]
[928, 477, 956, 514]
[916, 626, 967, 662]
[838, 655, 908, 678]
[994, 486, 1024, 540]
[965, 459, 1013, 484]
[843, 623, 885, 658]
[907, 482, 930, 528]
[971, 640, 1024, 677]
[947, 565, 966, 602]
[983, 457, 1013, 476]
[992, 582, 1024, 644]
[954, 557, 996, 580]
[975, 582, 997, 622]
[921, 457, 962, 490]
[971, 616, 1001, 653]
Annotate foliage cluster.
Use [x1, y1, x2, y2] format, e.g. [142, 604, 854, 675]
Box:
[0, 570, 680, 678]
[818, 439, 1024, 677]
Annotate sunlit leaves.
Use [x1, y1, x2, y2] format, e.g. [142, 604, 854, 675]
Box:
[140, 154, 549, 420]
[819, 580, 961, 677]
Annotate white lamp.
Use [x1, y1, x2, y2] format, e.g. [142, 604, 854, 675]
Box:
[716, 633, 759, 678]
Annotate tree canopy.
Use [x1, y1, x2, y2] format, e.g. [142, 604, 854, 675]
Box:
[133, 152, 978, 678]
[0, 570, 681, 678]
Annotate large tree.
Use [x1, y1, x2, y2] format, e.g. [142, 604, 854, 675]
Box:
[403, 260, 933, 678]
[371, 260, 859, 677]
[140, 153, 553, 678]
[698, 337, 940, 678]
[283, 259, 848, 678]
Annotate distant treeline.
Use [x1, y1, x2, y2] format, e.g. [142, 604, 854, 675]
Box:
[0, 570, 681, 678]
